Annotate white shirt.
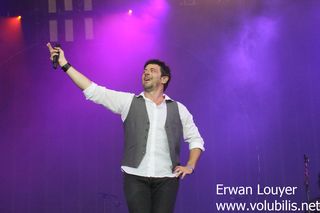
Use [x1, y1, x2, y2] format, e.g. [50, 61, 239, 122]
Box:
[83, 82, 205, 177]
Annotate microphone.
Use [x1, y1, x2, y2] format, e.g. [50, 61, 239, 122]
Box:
[52, 43, 61, 69]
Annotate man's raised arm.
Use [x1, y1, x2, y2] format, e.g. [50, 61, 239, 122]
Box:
[47, 43, 92, 90]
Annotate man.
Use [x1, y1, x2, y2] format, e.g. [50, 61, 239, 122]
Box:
[47, 43, 205, 213]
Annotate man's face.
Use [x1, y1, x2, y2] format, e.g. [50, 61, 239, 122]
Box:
[142, 64, 168, 92]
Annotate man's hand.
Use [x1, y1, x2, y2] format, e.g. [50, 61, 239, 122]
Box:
[47, 43, 68, 67]
[46, 43, 92, 90]
[174, 165, 194, 179]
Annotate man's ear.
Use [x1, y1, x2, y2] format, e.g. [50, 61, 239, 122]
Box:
[161, 76, 169, 84]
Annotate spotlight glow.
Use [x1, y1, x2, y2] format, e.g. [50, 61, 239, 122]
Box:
[17, 16, 22, 20]
[0, 17, 23, 49]
[128, 9, 133, 15]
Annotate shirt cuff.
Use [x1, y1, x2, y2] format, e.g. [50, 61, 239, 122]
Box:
[189, 140, 205, 151]
[83, 82, 97, 100]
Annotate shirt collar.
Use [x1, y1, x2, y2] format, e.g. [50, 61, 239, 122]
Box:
[138, 92, 173, 102]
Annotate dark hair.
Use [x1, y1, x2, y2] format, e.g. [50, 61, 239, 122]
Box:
[144, 59, 171, 91]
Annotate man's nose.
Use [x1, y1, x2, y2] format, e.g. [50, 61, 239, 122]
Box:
[144, 70, 151, 75]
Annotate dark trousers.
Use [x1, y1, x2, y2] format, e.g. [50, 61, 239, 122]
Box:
[123, 173, 179, 213]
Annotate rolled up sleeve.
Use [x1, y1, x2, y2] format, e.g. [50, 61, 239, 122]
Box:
[83, 82, 98, 100]
[178, 102, 205, 151]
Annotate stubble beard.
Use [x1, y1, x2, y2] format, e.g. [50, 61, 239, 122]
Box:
[143, 84, 154, 92]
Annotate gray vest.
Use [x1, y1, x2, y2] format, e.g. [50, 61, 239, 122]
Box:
[122, 96, 183, 170]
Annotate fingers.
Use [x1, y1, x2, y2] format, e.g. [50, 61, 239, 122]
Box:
[174, 166, 181, 175]
[181, 173, 187, 179]
[47, 42, 53, 51]
[48, 49, 59, 56]
[49, 52, 59, 61]
[174, 166, 191, 179]
[47, 43, 61, 53]
[175, 171, 187, 179]
[174, 166, 181, 178]
[47, 42, 62, 61]
[174, 166, 180, 173]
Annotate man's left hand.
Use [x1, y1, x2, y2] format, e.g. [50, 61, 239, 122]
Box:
[174, 165, 194, 179]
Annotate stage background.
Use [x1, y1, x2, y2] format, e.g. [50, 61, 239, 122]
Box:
[1, 0, 320, 212]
